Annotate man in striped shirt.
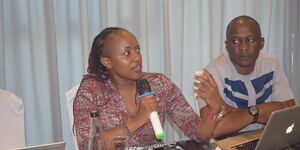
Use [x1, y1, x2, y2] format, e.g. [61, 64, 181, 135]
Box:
[194, 15, 295, 137]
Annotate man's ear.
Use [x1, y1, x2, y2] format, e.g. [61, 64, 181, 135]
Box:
[259, 37, 265, 49]
[225, 40, 229, 50]
[100, 57, 112, 69]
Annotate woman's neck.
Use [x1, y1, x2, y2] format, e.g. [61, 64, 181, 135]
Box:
[111, 75, 136, 90]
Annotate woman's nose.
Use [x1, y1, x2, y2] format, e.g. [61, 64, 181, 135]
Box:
[132, 51, 141, 61]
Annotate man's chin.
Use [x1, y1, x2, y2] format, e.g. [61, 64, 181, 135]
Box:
[237, 60, 254, 67]
[240, 63, 254, 68]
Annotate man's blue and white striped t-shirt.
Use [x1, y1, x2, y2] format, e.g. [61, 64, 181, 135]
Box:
[205, 50, 294, 131]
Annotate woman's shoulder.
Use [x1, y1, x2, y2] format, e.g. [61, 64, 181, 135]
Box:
[78, 73, 106, 90]
[82, 73, 100, 82]
[142, 72, 170, 82]
[142, 72, 173, 90]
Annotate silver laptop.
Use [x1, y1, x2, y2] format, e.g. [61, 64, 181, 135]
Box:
[216, 105, 300, 150]
[12, 142, 65, 150]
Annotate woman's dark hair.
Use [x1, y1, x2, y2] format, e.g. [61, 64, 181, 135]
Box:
[87, 27, 128, 81]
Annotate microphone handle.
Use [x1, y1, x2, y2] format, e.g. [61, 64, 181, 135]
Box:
[138, 92, 165, 139]
[150, 111, 165, 139]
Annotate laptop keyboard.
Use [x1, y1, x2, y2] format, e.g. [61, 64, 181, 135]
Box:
[231, 139, 259, 150]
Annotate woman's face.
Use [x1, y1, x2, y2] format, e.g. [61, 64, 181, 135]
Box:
[101, 31, 143, 81]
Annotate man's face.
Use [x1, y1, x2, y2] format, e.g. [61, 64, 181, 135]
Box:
[225, 21, 264, 75]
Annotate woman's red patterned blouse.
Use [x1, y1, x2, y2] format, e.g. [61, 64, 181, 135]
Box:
[73, 73, 202, 150]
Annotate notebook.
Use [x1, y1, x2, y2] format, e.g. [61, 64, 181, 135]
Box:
[12, 142, 65, 150]
[216, 105, 300, 150]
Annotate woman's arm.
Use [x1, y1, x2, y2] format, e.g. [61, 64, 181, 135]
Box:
[74, 82, 159, 150]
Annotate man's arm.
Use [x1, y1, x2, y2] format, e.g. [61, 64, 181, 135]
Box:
[255, 99, 295, 124]
[206, 99, 295, 138]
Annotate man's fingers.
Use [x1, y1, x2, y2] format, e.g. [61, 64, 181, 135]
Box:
[201, 69, 218, 87]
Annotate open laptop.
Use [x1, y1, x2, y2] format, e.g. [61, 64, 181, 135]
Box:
[12, 142, 65, 150]
[216, 105, 300, 150]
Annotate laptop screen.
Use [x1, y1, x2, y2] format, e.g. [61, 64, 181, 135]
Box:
[255, 105, 300, 150]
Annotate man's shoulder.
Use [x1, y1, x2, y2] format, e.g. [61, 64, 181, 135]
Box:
[255, 52, 281, 71]
[207, 52, 228, 68]
[206, 51, 229, 76]
[258, 51, 279, 62]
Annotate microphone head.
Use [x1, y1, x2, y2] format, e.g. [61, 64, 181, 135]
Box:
[136, 79, 151, 95]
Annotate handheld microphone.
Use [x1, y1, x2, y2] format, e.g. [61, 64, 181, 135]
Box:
[136, 79, 165, 139]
